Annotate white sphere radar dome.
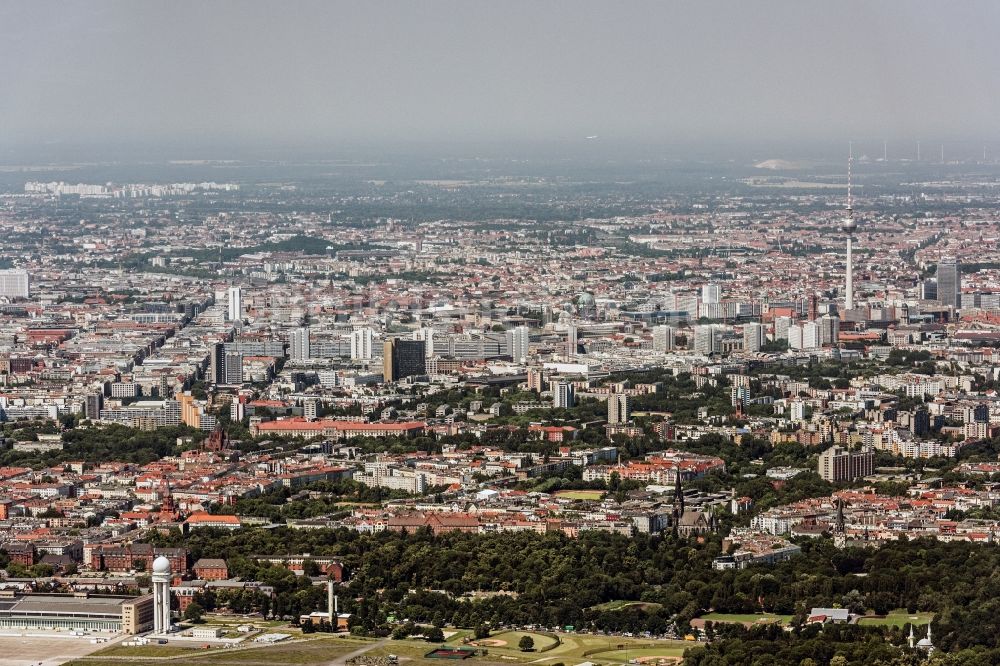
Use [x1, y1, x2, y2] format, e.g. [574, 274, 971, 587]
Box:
[152, 555, 171, 574]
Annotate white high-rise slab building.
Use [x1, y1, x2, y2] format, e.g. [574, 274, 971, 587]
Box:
[507, 325, 530, 363]
[743, 323, 765, 352]
[694, 325, 718, 354]
[653, 325, 674, 352]
[553, 381, 575, 409]
[290, 327, 311, 360]
[0, 269, 29, 299]
[788, 324, 804, 350]
[802, 321, 820, 349]
[774, 316, 792, 341]
[227, 286, 242, 322]
[351, 327, 375, 360]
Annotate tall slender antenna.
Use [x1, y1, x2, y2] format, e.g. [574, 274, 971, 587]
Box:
[883, 140, 887, 162]
[842, 143, 857, 312]
[847, 142, 853, 211]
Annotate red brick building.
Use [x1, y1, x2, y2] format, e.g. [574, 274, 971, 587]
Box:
[193, 558, 229, 580]
[84, 544, 187, 573]
[250, 555, 344, 580]
[3, 542, 36, 567]
[387, 512, 479, 535]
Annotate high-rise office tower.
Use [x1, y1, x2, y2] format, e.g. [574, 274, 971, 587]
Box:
[788, 324, 804, 350]
[774, 316, 792, 341]
[565, 325, 578, 358]
[541, 304, 552, 326]
[653, 325, 674, 352]
[577, 292, 597, 320]
[701, 284, 721, 305]
[936, 259, 961, 308]
[743, 323, 765, 352]
[553, 381, 575, 409]
[608, 393, 631, 424]
[677, 294, 699, 319]
[351, 328, 375, 360]
[227, 286, 242, 322]
[223, 351, 243, 384]
[912, 408, 931, 436]
[694, 325, 718, 354]
[412, 327, 435, 357]
[0, 269, 29, 299]
[920, 279, 938, 301]
[210, 343, 226, 384]
[802, 321, 820, 349]
[819, 315, 840, 346]
[526, 367, 547, 392]
[84, 393, 104, 420]
[507, 325, 530, 363]
[383, 338, 426, 382]
[290, 327, 311, 360]
[210, 343, 242, 385]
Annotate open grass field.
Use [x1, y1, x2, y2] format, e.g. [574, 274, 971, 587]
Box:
[91, 644, 203, 657]
[70, 630, 694, 666]
[68, 634, 373, 666]
[698, 612, 792, 626]
[371, 632, 693, 666]
[858, 611, 934, 628]
[543, 636, 691, 664]
[553, 490, 605, 501]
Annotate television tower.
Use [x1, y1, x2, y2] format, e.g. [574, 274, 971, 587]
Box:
[842, 147, 857, 311]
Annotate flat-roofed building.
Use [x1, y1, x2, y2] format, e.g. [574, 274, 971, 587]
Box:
[0, 591, 154, 634]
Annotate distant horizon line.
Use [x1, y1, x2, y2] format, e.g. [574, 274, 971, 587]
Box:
[3, 135, 1000, 164]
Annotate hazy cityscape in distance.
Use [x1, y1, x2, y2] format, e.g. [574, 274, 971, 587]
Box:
[1, 2, 1000, 666]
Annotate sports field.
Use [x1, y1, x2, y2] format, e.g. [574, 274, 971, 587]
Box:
[553, 490, 605, 501]
[858, 611, 934, 628]
[697, 612, 792, 625]
[587, 646, 686, 663]
[469, 630, 557, 650]
[590, 600, 664, 612]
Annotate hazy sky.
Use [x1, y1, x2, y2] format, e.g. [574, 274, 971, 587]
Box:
[2, 1, 999, 152]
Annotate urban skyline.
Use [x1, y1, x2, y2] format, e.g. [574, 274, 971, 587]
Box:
[1, 2, 998, 665]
